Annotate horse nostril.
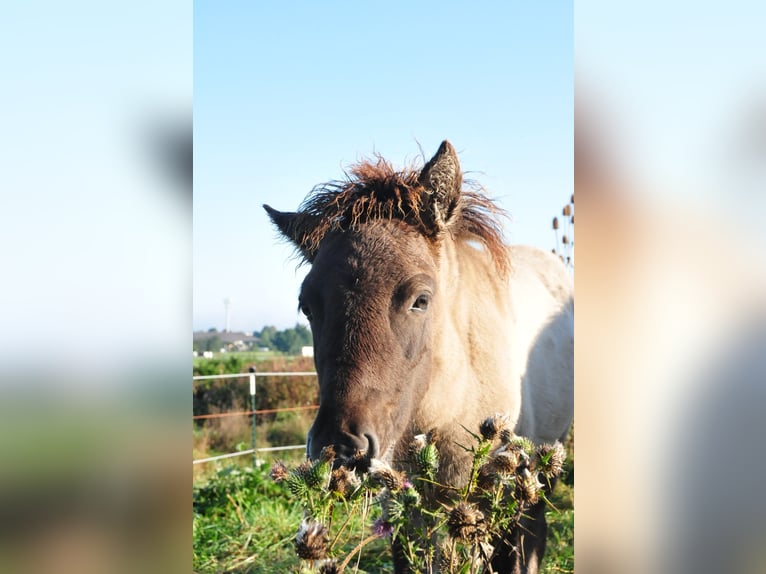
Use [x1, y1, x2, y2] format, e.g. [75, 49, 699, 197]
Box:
[364, 433, 379, 459]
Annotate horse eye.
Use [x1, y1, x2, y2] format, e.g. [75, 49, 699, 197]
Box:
[410, 293, 430, 313]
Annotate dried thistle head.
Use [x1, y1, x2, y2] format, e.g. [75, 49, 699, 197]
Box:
[553, 217, 559, 230]
[319, 445, 336, 464]
[347, 449, 373, 474]
[317, 559, 340, 574]
[479, 414, 509, 441]
[476, 462, 498, 490]
[369, 459, 406, 491]
[438, 541, 461, 571]
[492, 450, 520, 475]
[515, 468, 543, 505]
[536, 442, 567, 479]
[328, 466, 359, 498]
[447, 502, 487, 542]
[295, 519, 329, 560]
[269, 460, 289, 482]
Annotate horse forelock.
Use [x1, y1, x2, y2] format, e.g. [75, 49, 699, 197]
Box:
[291, 154, 511, 276]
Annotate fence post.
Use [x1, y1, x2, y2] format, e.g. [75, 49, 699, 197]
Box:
[249, 369, 257, 465]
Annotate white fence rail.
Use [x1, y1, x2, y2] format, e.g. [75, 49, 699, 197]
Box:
[192, 370, 317, 465]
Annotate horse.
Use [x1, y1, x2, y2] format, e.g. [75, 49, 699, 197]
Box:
[265, 140, 573, 573]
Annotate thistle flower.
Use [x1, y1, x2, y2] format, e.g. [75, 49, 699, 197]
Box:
[515, 468, 543, 505]
[536, 442, 566, 479]
[563, 204, 572, 216]
[269, 460, 289, 482]
[447, 502, 487, 542]
[371, 518, 394, 538]
[328, 466, 359, 498]
[295, 519, 329, 560]
[369, 459, 406, 491]
[479, 414, 509, 441]
[552, 217, 559, 230]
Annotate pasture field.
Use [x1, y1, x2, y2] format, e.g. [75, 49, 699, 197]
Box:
[192, 441, 574, 573]
[193, 350, 285, 369]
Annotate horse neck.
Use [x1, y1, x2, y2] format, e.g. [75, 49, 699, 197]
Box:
[423, 238, 517, 429]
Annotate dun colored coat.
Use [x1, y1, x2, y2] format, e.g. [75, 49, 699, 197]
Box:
[266, 141, 573, 573]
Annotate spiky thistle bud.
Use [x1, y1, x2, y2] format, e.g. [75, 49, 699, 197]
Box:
[369, 459, 406, 492]
[553, 217, 559, 230]
[562, 235, 569, 245]
[504, 435, 535, 457]
[269, 460, 289, 482]
[295, 519, 329, 560]
[299, 458, 331, 489]
[399, 482, 421, 507]
[536, 442, 566, 479]
[286, 462, 312, 498]
[479, 414, 509, 441]
[563, 204, 572, 216]
[447, 502, 487, 543]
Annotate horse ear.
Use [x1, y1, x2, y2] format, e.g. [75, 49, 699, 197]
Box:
[263, 204, 316, 262]
[419, 140, 462, 230]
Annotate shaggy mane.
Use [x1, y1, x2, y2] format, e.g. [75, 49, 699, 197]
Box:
[294, 155, 510, 275]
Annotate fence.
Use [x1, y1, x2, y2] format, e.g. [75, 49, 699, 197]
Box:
[192, 370, 318, 465]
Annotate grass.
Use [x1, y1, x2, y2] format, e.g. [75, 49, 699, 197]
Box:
[193, 453, 574, 573]
[193, 350, 288, 369]
[193, 463, 392, 573]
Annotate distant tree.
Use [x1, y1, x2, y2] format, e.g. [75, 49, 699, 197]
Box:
[272, 323, 313, 354]
[293, 323, 312, 348]
[207, 327, 218, 333]
[205, 334, 222, 353]
[257, 325, 278, 350]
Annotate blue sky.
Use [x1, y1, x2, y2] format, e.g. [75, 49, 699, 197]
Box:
[194, 2, 573, 331]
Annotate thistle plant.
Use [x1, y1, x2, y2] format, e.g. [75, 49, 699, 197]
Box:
[271, 417, 568, 573]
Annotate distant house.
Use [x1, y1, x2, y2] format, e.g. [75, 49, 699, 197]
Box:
[193, 330, 259, 352]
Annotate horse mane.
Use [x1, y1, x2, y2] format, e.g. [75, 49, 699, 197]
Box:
[293, 154, 511, 275]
